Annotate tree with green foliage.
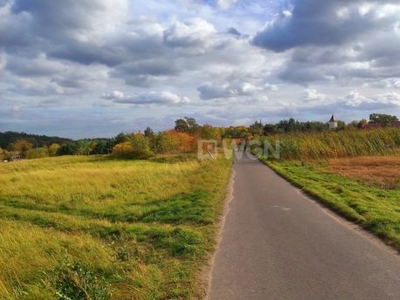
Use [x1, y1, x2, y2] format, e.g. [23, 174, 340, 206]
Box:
[130, 133, 153, 159]
[26, 148, 49, 159]
[76, 140, 91, 156]
[57, 142, 78, 156]
[92, 140, 113, 154]
[144, 127, 155, 138]
[114, 132, 130, 144]
[249, 120, 264, 136]
[223, 126, 249, 139]
[200, 124, 218, 140]
[174, 117, 200, 135]
[369, 113, 398, 127]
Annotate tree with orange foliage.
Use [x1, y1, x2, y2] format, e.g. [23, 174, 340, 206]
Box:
[175, 131, 195, 153]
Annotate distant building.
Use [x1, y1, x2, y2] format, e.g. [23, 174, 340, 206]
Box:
[328, 115, 338, 129]
[10, 155, 22, 161]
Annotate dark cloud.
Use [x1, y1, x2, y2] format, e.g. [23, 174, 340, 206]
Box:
[11, 0, 106, 32]
[50, 76, 85, 89]
[252, 0, 396, 52]
[6, 55, 64, 77]
[49, 42, 124, 67]
[227, 27, 241, 36]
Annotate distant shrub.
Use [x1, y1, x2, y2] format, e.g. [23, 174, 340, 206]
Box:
[112, 136, 153, 160]
[26, 147, 49, 159]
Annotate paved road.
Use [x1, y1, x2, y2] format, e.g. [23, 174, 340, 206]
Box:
[208, 153, 400, 300]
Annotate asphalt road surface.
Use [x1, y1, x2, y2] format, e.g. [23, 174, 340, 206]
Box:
[208, 153, 400, 300]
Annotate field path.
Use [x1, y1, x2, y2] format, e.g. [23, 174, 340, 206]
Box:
[207, 153, 400, 300]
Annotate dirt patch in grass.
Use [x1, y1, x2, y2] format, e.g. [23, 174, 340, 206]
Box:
[325, 156, 400, 189]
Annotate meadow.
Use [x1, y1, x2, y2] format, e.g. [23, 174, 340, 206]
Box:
[0, 155, 232, 299]
[257, 128, 400, 251]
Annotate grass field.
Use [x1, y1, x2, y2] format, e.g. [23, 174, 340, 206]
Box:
[0, 155, 232, 299]
[260, 156, 400, 252]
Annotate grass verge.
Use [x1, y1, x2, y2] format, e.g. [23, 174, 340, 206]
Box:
[0, 155, 232, 299]
[258, 157, 400, 252]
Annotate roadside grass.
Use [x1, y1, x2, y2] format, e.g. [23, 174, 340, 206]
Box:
[0, 155, 232, 299]
[259, 157, 400, 252]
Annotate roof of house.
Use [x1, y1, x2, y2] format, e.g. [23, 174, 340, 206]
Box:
[329, 115, 337, 122]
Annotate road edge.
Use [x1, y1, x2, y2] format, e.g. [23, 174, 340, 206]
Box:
[200, 166, 236, 300]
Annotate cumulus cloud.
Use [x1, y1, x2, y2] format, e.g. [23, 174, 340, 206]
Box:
[305, 91, 400, 115]
[102, 91, 190, 105]
[252, 1, 400, 87]
[101, 91, 125, 100]
[11, 0, 128, 40]
[1, 0, 400, 138]
[197, 82, 263, 100]
[163, 18, 217, 52]
[302, 89, 326, 102]
[364, 78, 400, 89]
[6, 54, 65, 77]
[252, 0, 399, 52]
[216, 0, 238, 10]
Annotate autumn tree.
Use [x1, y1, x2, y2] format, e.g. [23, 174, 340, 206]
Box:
[112, 133, 153, 159]
[48, 143, 60, 156]
[8, 139, 33, 158]
[112, 142, 135, 158]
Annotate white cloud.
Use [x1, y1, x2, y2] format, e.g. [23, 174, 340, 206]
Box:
[101, 91, 125, 100]
[302, 89, 326, 102]
[103, 91, 190, 105]
[216, 0, 238, 10]
[163, 18, 217, 52]
[198, 82, 263, 100]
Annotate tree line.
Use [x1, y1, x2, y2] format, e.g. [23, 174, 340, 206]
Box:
[1, 113, 398, 161]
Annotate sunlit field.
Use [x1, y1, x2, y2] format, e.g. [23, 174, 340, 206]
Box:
[0, 155, 232, 299]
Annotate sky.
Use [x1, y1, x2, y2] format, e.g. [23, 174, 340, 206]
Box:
[1, 0, 400, 139]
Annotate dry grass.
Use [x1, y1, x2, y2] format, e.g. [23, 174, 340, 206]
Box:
[326, 156, 400, 189]
[261, 128, 400, 160]
[0, 155, 232, 299]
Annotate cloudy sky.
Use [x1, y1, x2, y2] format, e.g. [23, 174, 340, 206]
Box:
[1, 0, 400, 138]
